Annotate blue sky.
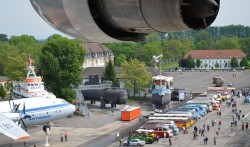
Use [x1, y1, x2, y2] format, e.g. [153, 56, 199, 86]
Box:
[0, 0, 250, 40]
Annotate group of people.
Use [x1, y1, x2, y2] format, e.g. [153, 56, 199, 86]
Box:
[60, 133, 68, 142]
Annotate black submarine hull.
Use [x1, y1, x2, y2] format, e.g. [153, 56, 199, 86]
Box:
[81, 89, 127, 104]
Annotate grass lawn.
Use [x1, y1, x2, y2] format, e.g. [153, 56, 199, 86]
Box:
[127, 97, 151, 103]
[161, 62, 179, 71]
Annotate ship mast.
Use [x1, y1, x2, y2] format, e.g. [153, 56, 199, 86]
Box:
[152, 54, 163, 85]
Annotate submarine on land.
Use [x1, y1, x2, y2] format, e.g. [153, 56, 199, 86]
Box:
[81, 88, 128, 104]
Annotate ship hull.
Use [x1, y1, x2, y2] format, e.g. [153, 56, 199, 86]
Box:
[152, 93, 171, 107]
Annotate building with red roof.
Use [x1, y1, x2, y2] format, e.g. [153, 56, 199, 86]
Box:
[183, 50, 246, 69]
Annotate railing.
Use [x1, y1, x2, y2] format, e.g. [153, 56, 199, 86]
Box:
[78, 84, 112, 90]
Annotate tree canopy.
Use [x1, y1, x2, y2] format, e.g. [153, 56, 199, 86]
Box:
[40, 36, 85, 102]
[230, 57, 238, 68]
[120, 59, 151, 98]
[101, 56, 118, 87]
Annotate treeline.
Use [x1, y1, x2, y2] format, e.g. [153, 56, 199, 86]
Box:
[106, 25, 250, 66]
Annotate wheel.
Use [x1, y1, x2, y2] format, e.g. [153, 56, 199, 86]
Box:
[137, 143, 141, 147]
[123, 143, 127, 146]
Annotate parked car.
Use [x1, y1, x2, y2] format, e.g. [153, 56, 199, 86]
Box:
[228, 82, 233, 87]
[177, 69, 182, 72]
[123, 139, 145, 146]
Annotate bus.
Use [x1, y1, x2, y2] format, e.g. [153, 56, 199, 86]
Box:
[148, 116, 192, 129]
[140, 123, 173, 138]
[186, 101, 213, 112]
[153, 113, 195, 126]
[145, 120, 179, 135]
[191, 99, 220, 110]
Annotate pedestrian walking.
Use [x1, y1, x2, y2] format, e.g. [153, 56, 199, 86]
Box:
[34, 145, 36, 147]
[219, 111, 222, 117]
[239, 109, 242, 114]
[201, 129, 205, 137]
[216, 111, 219, 117]
[64, 133, 68, 142]
[61, 134, 63, 142]
[211, 119, 214, 127]
[193, 130, 197, 140]
[218, 125, 221, 131]
[199, 127, 202, 134]
[205, 136, 208, 145]
[213, 136, 216, 145]
[242, 122, 245, 131]
[169, 137, 172, 146]
[207, 125, 210, 132]
[232, 116, 234, 122]
[234, 120, 237, 126]
[219, 121, 221, 126]
[194, 126, 198, 132]
[203, 123, 206, 131]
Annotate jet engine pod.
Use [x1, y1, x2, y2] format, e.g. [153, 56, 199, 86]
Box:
[30, 0, 220, 43]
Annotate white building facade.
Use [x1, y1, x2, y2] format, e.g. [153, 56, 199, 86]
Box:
[83, 43, 114, 68]
[184, 50, 246, 69]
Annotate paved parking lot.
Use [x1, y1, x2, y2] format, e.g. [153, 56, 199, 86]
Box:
[109, 95, 250, 147]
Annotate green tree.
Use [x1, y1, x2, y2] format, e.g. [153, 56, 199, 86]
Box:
[0, 34, 8, 42]
[0, 85, 7, 99]
[230, 57, 238, 68]
[40, 37, 85, 102]
[196, 59, 201, 68]
[214, 37, 239, 49]
[101, 56, 118, 87]
[186, 55, 195, 68]
[120, 59, 151, 98]
[240, 56, 249, 67]
[215, 62, 220, 68]
[116, 54, 127, 66]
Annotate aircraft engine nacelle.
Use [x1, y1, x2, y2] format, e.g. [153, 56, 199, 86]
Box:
[30, 0, 220, 43]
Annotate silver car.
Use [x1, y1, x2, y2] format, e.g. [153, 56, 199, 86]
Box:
[123, 139, 145, 146]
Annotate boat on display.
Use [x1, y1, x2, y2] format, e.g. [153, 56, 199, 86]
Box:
[12, 57, 56, 99]
[151, 54, 173, 108]
[152, 75, 173, 107]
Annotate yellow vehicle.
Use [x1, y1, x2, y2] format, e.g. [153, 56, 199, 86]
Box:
[153, 113, 195, 126]
[148, 116, 192, 129]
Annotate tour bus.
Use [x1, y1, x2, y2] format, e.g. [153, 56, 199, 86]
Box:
[153, 113, 195, 126]
[193, 99, 220, 110]
[186, 101, 213, 112]
[178, 106, 205, 117]
[173, 108, 201, 120]
[184, 105, 207, 115]
[148, 116, 192, 129]
[196, 93, 222, 104]
[207, 87, 234, 101]
[140, 123, 174, 138]
[146, 120, 179, 135]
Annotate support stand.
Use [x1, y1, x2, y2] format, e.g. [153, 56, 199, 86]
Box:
[43, 133, 50, 146]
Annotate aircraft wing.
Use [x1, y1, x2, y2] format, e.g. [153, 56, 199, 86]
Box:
[0, 112, 30, 140]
